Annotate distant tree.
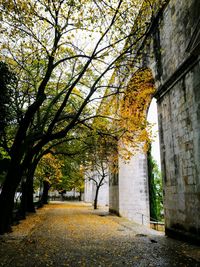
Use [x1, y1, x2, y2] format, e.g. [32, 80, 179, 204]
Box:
[35, 154, 62, 205]
[85, 158, 109, 210]
[148, 149, 163, 221]
[56, 157, 84, 199]
[83, 133, 115, 209]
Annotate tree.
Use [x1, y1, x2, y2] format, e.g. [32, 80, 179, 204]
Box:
[0, 0, 159, 233]
[35, 153, 62, 205]
[0, 61, 17, 189]
[83, 132, 115, 209]
[0, 61, 16, 134]
[18, 123, 90, 218]
[58, 159, 84, 198]
[85, 158, 109, 210]
[147, 148, 163, 221]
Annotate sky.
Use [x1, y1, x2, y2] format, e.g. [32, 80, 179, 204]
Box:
[147, 98, 161, 169]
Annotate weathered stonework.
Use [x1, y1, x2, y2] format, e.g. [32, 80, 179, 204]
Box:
[152, 0, 200, 242]
[86, 0, 200, 242]
[119, 153, 150, 225]
[109, 152, 150, 225]
[110, 0, 200, 242]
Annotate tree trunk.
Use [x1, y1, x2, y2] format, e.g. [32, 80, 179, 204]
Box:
[18, 171, 35, 219]
[18, 180, 27, 220]
[0, 118, 33, 233]
[17, 153, 38, 218]
[94, 185, 100, 210]
[25, 161, 38, 213]
[79, 191, 82, 201]
[0, 164, 22, 234]
[0, 149, 35, 234]
[0, 189, 15, 234]
[41, 181, 50, 205]
[26, 175, 35, 213]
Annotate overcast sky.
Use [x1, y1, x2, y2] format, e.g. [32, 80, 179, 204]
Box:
[147, 98, 161, 169]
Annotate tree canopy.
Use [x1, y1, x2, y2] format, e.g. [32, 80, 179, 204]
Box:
[0, 0, 160, 234]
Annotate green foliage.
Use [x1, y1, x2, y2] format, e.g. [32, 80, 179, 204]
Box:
[34, 154, 63, 190]
[58, 158, 84, 193]
[148, 149, 163, 221]
[0, 0, 157, 173]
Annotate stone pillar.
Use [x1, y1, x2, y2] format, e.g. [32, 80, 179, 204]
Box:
[118, 152, 150, 225]
[109, 151, 150, 226]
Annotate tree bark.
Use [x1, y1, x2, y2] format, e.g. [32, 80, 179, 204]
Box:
[94, 185, 100, 210]
[79, 191, 82, 201]
[41, 181, 50, 205]
[18, 171, 35, 220]
[26, 176, 35, 213]
[16, 152, 38, 219]
[26, 161, 38, 213]
[0, 148, 34, 234]
[0, 163, 22, 234]
[0, 57, 54, 234]
[18, 180, 27, 220]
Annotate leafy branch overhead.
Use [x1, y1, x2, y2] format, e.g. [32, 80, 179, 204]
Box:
[0, 0, 156, 151]
[0, 0, 160, 234]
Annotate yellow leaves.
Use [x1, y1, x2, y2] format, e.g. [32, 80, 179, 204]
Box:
[75, 19, 83, 28]
[57, 46, 75, 57]
[0, 0, 15, 11]
[1, 0, 33, 20]
[35, 153, 63, 187]
[119, 67, 155, 136]
[97, 68, 155, 162]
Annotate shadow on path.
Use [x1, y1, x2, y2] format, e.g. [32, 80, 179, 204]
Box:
[0, 201, 199, 267]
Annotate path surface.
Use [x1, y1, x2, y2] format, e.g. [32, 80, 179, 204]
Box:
[0, 202, 200, 267]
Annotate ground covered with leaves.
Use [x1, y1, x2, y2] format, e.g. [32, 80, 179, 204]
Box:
[0, 202, 200, 267]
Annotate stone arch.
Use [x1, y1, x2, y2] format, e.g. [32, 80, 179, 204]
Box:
[87, 0, 200, 243]
[109, 67, 158, 226]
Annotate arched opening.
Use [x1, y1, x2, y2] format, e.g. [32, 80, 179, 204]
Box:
[83, 67, 165, 229]
[109, 67, 165, 227]
[147, 98, 164, 230]
[147, 99, 161, 169]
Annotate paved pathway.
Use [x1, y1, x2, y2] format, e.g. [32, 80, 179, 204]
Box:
[0, 202, 200, 267]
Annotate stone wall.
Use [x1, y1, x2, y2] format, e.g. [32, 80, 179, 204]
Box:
[109, 150, 150, 226]
[153, 0, 200, 241]
[112, 0, 200, 240]
[95, 0, 200, 241]
[84, 177, 93, 203]
[109, 184, 119, 215]
[84, 174, 109, 207]
[118, 152, 150, 225]
[156, 62, 200, 240]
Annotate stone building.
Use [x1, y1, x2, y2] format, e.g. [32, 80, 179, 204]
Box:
[130, 0, 200, 242]
[85, 0, 200, 243]
[110, 0, 200, 242]
[152, 0, 200, 242]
